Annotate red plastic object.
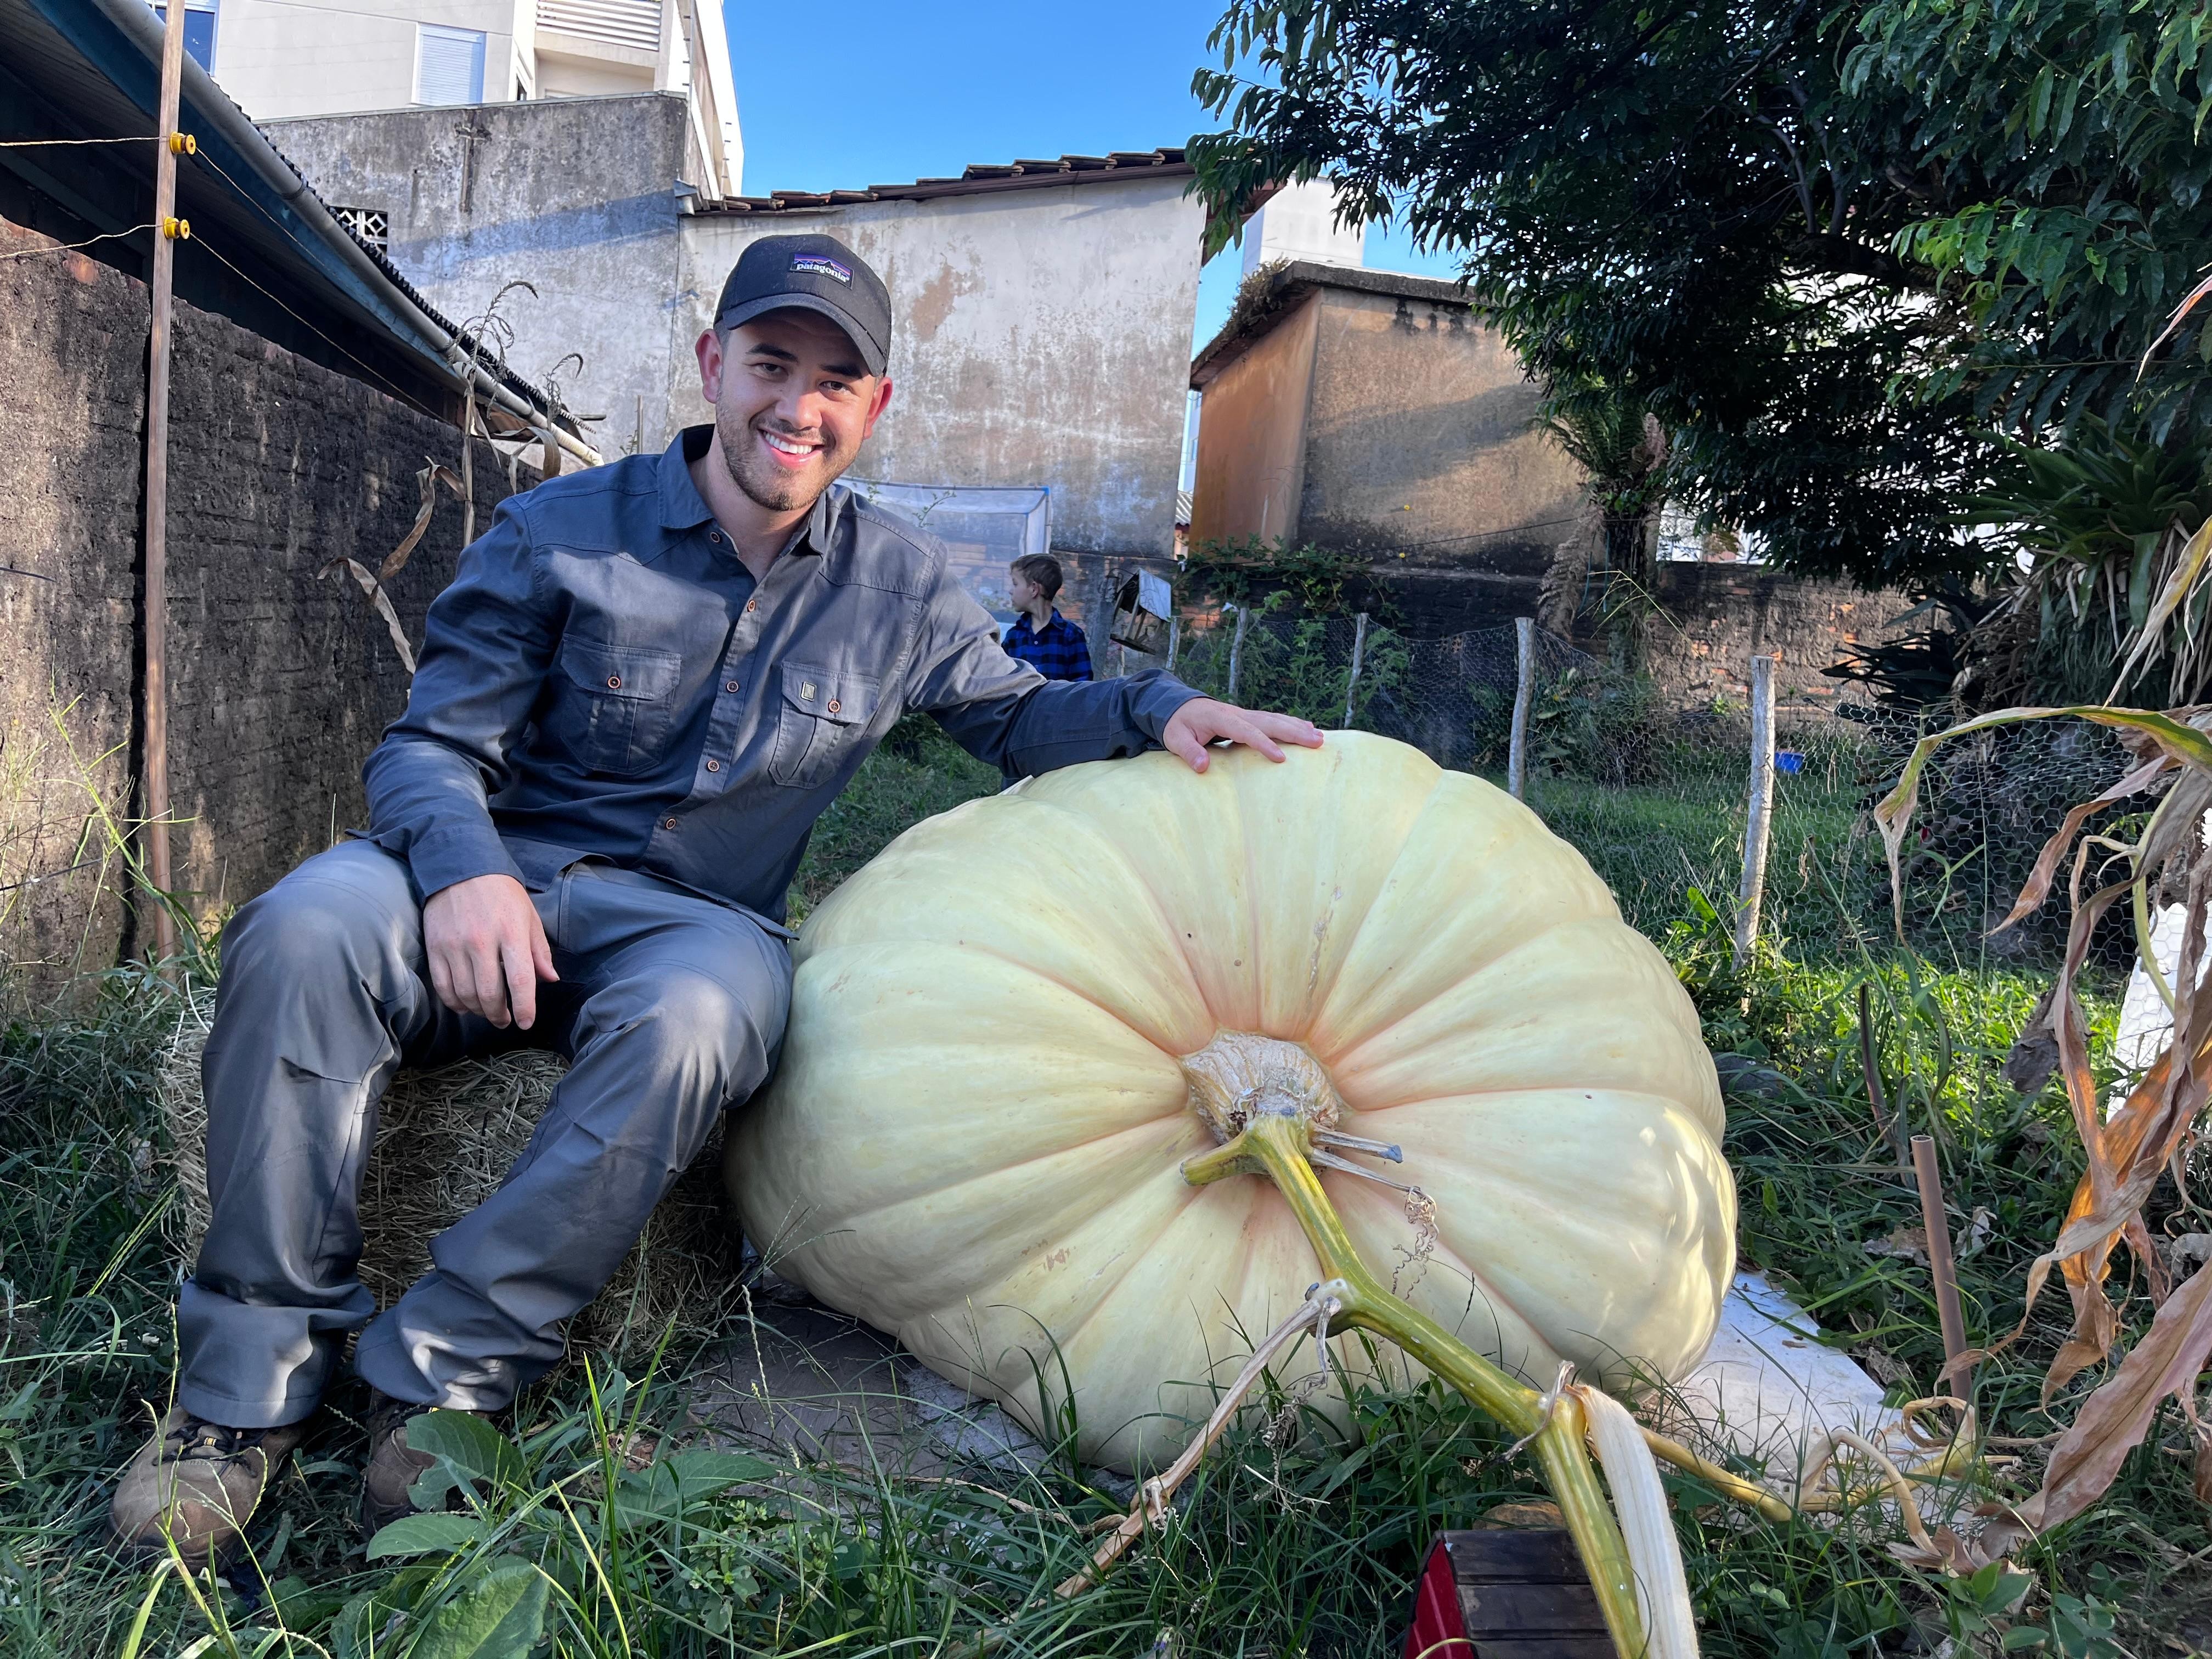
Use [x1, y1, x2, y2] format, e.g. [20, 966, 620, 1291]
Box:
[1406, 1534, 1475, 1658]
[1401, 1530, 1613, 1659]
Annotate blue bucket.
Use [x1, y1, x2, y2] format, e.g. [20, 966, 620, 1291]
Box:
[1775, 751, 1805, 775]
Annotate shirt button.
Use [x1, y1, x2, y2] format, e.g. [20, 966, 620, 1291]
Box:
[826, 698, 841, 714]
[744, 599, 758, 614]
[705, 758, 720, 772]
[663, 817, 679, 830]
[606, 674, 622, 690]
[709, 529, 723, 544]
[725, 679, 740, 692]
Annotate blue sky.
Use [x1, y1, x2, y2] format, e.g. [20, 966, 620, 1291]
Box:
[719, 0, 1460, 351]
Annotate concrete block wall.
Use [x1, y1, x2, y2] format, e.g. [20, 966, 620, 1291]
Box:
[0, 214, 521, 996]
[1642, 563, 1913, 721]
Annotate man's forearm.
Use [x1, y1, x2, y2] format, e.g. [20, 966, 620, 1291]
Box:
[953, 668, 1203, 778]
[362, 737, 523, 899]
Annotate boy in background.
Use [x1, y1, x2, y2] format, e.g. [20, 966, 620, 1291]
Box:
[1002, 554, 1093, 682]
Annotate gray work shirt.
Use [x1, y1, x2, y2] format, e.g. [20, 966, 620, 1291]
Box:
[363, 426, 1200, 924]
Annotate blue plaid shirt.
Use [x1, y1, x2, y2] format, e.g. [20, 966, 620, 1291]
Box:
[1002, 610, 1093, 682]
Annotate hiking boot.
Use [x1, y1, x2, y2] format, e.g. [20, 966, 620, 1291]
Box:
[108, 1407, 307, 1566]
[360, 1390, 483, 1538]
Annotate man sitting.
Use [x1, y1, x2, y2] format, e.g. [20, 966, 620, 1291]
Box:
[1001, 553, 1092, 681]
[109, 233, 1320, 1564]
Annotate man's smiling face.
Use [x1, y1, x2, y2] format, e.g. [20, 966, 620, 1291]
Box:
[697, 308, 893, 515]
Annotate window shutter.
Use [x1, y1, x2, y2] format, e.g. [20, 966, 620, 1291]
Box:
[536, 0, 662, 53]
[415, 25, 486, 106]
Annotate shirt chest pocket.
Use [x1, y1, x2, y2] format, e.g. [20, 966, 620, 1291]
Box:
[769, 661, 881, 789]
[549, 635, 683, 777]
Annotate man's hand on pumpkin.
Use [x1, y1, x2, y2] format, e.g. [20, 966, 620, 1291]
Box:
[424, 872, 558, 1030]
[1162, 698, 1325, 774]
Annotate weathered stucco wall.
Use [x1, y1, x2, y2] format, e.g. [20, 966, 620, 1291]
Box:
[676, 176, 1206, 558]
[1300, 284, 1581, 559]
[268, 93, 696, 460]
[0, 215, 516, 996]
[1186, 291, 1317, 551]
[1189, 265, 1585, 636]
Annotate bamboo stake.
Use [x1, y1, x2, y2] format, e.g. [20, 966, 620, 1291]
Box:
[1509, 616, 1535, 801]
[1226, 603, 1249, 701]
[1911, 1135, 1971, 1389]
[1733, 653, 1778, 969]
[140, 0, 189, 972]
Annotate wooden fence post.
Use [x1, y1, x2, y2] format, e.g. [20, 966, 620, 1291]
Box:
[141, 1, 188, 970]
[1226, 604, 1249, 701]
[1341, 611, 1369, 730]
[1733, 653, 1779, 970]
[1507, 616, 1534, 801]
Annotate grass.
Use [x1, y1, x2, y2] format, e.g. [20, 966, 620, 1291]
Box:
[1, 729, 2203, 1656]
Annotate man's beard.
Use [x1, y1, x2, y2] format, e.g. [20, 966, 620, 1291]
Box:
[718, 408, 850, 514]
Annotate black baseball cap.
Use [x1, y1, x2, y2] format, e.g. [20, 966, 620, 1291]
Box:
[714, 233, 892, 377]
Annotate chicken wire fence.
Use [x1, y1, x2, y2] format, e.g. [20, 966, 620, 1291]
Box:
[1105, 606, 2140, 965]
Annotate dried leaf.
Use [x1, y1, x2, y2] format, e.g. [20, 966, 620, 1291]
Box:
[1997, 755, 2171, 931]
[1886, 1525, 1993, 1575]
[2111, 516, 2212, 702]
[2138, 268, 2212, 378]
[1874, 706, 2212, 938]
[1865, 1225, 1931, 1266]
[379, 460, 465, 583]
[366, 583, 417, 676]
[2132, 767, 2212, 891]
[1980, 1260, 2212, 1559]
[319, 556, 418, 677]
[2002, 986, 2062, 1096]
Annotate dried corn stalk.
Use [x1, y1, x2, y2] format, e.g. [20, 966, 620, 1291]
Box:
[1872, 669, 2212, 1554]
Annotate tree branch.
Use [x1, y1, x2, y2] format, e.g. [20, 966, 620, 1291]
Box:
[1786, 232, 1938, 292]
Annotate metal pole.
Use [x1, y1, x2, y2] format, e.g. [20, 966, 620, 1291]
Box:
[1226, 604, 1249, 701]
[1507, 616, 1534, 801]
[141, 1, 188, 970]
[1165, 614, 1180, 672]
[1732, 653, 1778, 970]
[1340, 611, 1369, 730]
[1911, 1135, 1971, 1388]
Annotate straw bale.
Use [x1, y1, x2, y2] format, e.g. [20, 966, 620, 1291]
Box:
[158, 992, 737, 1365]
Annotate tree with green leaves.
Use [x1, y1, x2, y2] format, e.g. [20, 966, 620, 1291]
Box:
[1190, 0, 2212, 592]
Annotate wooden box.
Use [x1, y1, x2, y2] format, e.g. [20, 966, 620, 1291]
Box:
[1401, 1528, 1614, 1659]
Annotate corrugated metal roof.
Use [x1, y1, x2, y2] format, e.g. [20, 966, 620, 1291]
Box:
[698, 148, 1193, 215]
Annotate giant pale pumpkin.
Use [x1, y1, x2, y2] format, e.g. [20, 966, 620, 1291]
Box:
[728, 732, 1734, 1472]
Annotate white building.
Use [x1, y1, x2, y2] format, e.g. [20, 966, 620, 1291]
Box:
[149, 0, 740, 195]
[1239, 177, 1365, 274]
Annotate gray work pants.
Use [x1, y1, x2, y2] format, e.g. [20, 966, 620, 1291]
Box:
[175, 840, 792, 1428]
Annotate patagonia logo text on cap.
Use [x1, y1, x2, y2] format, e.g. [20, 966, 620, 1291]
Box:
[791, 254, 851, 284]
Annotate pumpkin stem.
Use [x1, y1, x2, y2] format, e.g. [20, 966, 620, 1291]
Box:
[1187, 1109, 1657, 1659]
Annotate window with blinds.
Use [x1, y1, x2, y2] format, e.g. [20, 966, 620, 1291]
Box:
[537, 0, 662, 53]
[415, 24, 486, 106]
